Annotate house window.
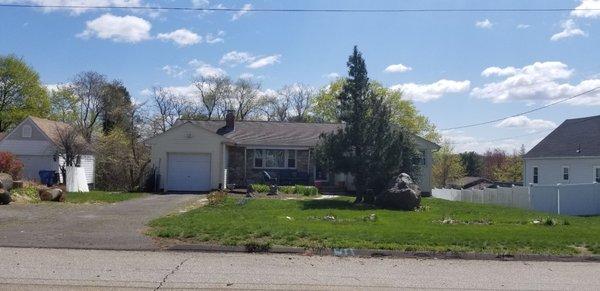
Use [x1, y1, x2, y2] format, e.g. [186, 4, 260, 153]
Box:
[254, 150, 263, 168]
[562, 166, 569, 181]
[533, 167, 539, 184]
[595, 167, 600, 183]
[253, 149, 297, 169]
[22, 125, 32, 138]
[287, 150, 296, 168]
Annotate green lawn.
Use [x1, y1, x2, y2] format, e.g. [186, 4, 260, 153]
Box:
[148, 196, 600, 255]
[66, 191, 146, 203]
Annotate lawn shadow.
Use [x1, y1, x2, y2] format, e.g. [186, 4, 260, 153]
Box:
[300, 199, 376, 211]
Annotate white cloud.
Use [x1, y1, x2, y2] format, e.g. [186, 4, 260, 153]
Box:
[571, 0, 600, 18]
[551, 19, 587, 41]
[232, 3, 252, 20]
[390, 79, 471, 102]
[475, 19, 493, 29]
[161, 65, 186, 77]
[239, 73, 254, 79]
[324, 72, 340, 79]
[384, 63, 412, 73]
[205, 30, 225, 44]
[188, 59, 226, 77]
[77, 13, 151, 43]
[247, 54, 281, 69]
[440, 130, 524, 153]
[157, 29, 201, 46]
[517, 24, 531, 29]
[220, 51, 281, 69]
[472, 61, 600, 105]
[220, 51, 256, 66]
[481, 66, 518, 77]
[496, 116, 557, 132]
[191, 0, 209, 8]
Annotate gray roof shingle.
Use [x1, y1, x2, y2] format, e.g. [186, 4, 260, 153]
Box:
[189, 120, 343, 147]
[524, 115, 600, 158]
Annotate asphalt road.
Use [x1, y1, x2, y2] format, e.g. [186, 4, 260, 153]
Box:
[0, 194, 201, 250]
[0, 247, 598, 290]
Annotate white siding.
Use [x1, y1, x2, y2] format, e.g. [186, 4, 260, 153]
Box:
[81, 155, 95, 184]
[524, 157, 600, 185]
[147, 123, 225, 191]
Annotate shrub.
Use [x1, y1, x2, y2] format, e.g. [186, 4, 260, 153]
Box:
[294, 185, 319, 196]
[0, 152, 23, 179]
[207, 191, 227, 206]
[250, 183, 270, 193]
[278, 185, 295, 194]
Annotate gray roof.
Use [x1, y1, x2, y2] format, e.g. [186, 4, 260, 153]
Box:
[189, 120, 343, 147]
[524, 115, 600, 158]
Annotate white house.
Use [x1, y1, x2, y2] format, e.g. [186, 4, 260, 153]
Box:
[0, 116, 95, 184]
[523, 115, 600, 185]
[146, 111, 440, 193]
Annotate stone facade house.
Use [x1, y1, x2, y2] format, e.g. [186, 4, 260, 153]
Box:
[146, 112, 440, 193]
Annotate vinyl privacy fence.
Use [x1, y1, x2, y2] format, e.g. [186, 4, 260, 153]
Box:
[432, 183, 600, 216]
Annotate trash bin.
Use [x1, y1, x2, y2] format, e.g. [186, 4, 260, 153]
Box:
[39, 170, 56, 186]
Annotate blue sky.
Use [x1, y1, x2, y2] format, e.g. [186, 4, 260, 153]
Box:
[1, 0, 599, 153]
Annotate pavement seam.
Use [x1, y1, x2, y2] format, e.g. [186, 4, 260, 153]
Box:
[155, 257, 190, 290]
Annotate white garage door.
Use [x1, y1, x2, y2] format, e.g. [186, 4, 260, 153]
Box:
[167, 153, 211, 192]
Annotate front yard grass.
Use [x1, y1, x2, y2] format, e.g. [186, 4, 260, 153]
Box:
[66, 191, 146, 203]
[148, 196, 600, 255]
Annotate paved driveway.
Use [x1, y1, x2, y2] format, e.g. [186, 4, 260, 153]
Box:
[0, 194, 202, 250]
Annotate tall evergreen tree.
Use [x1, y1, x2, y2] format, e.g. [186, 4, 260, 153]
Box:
[100, 80, 133, 134]
[317, 46, 419, 204]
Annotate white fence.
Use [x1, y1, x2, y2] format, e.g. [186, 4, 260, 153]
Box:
[432, 183, 600, 216]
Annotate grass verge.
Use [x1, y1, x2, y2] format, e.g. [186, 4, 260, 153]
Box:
[148, 196, 600, 255]
[66, 191, 146, 203]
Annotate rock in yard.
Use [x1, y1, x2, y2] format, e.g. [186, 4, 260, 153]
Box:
[375, 173, 421, 210]
[38, 188, 66, 202]
[0, 173, 14, 191]
[0, 189, 11, 205]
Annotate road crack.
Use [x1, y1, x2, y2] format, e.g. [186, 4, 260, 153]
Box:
[155, 257, 190, 290]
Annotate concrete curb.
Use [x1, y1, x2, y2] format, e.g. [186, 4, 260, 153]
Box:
[167, 244, 600, 263]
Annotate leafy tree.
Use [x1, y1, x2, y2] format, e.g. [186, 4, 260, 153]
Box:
[459, 151, 483, 177]
[433, 141, 466, 187]
[100, 80, 133, 135]
[0, 55, 50, 131]
[49, 86, 79, 123]
[312, 79, 440, 141]
[317, 46, 419, 204]
[482, 148, 508, 180]
[95, 128, 150, 191]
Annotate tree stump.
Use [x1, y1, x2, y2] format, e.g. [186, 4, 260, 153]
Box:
[38, 188, 65, 202]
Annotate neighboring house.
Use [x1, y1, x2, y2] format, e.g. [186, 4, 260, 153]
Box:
[524, 115, 600, 185]
[146, 111, 440, 194]
[0, 116, 95, 184]
[448, 176, 523, 190]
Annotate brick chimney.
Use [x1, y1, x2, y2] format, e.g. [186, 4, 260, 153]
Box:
[225, 110, 235, 129]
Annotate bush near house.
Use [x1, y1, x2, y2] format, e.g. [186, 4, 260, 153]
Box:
[250, 184, 319, 196]
[0, 152, 23, 179]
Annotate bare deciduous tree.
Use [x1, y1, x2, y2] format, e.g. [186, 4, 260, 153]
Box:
[70, 71, 108, 142]
[231, 78, 262, 120]
[193, 76, 231, 120]
[54, 124, 87, 183]
[149, 86, 179, 134]
[286, 83, 315, 122]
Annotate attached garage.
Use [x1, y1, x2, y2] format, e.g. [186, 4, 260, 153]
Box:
[167, 153, 212, 192]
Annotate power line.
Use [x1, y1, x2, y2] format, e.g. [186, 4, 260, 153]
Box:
[440, 87, 600, 131]
[1, 3, 600, 13]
